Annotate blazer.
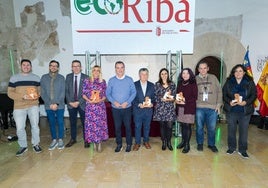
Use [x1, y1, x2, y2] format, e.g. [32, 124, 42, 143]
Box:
[132, 80, 155, 116]
[65, 72, 88, 110]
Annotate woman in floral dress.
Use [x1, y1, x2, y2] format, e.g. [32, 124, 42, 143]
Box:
[153, 68, 176, 151]
[82, 65, 108, 152]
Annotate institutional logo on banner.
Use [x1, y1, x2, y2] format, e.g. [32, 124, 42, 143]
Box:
[71, 0, 196, 54]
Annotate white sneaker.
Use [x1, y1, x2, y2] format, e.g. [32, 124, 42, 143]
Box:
[48, 139, 58, 151]
[57, 139, 65, 150]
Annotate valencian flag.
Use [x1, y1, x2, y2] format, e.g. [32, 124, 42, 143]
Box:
[243, 46, 258, 107]
[256, 61, 268, 116]
[243, 46, 254, 77]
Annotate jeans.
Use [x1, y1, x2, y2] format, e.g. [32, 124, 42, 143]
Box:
[13, 105, 40, 148]
[226, 112, 251, 152]
[196, 108, 218, 146]
[134, 112, 152, 144]
[68, 106, 85, 140]
[112, 107, 132, 146]
[46, 109, 64, 140]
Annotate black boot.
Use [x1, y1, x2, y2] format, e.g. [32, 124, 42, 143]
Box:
[182, 143, 190, 153]
[258, 117, 265, 129]
[167, 140, 173, 151]
[162, 140, 166, 150]
[177, 140, 185, 149]
[265, 124, 268, 130]
[182, 124, 192, 154]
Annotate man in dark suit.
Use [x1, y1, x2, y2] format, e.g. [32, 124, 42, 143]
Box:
[132, 68, 155, 151]
[65, 60, 89, 148]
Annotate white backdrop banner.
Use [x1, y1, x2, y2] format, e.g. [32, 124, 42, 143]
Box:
[70, 0, 196, 54]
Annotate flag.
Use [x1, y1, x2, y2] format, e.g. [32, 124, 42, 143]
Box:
[256, 61, 268, 116]
[243, 46, 253, 77]
[243, 46, 258, 107]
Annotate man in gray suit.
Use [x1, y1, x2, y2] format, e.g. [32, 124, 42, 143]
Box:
[65, 60, 89, 148]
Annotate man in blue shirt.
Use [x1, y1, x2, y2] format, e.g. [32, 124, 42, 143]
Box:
[106, 61, 136, 152]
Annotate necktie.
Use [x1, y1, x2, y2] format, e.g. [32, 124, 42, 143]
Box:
[74, 75, 78, 101]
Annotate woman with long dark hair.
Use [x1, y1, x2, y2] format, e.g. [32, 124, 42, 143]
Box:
[175, 68, 197, 153]
[223, 64, 257, 158]
[153, 68, 176, 151]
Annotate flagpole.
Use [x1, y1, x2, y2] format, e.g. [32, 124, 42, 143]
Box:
[9, 49, 15, 75]
[220, 51, 223, 86]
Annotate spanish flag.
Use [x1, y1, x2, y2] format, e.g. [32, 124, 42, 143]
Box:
[257, 61, 268, 116]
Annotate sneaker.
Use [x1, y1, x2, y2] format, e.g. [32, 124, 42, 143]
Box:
[58, 139, 65, 150]
[208, 145, 219, 153]
[226, 149, 235, 155]
[114, 145, 123, 152]
[16, 147, 28, 157]
[125, 145, 131, 152]
[238, 152, 249, 159]
[197, 144, 203, 151]
[33, 145, 42, 153]
[48, 139, 58, 151]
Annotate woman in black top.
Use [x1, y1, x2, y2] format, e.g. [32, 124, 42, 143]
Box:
[222, 64, 257, 159]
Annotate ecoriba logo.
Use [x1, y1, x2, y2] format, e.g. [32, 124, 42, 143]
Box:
[74, 0, 123, 15]
[75, 0, 191, 24]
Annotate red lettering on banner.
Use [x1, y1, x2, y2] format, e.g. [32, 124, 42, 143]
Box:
[175, 0, 191, 23]
[146, 0, 153, 22]
[123, 0, 144, 23]
[123, 0, 191, 23]
[157, 0, 173, 23]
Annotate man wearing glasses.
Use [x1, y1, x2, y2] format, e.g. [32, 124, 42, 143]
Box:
[40, 60, 65, 150]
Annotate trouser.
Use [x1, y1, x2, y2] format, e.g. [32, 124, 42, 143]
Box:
[46, 109, 64, 140]
[68, 106, 85, 140]
[112, 107, 132, 146]
[134, 112, 152, 144]
[13, 106, 40, 148]
[196, 108, 217, 146]
[226, 112, 251, 152]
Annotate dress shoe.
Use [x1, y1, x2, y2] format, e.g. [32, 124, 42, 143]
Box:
[197, 144, 203, 151]
[208, 145, 218, 153]
[115, 145, 123, 152]
[65, 139, 76, 147]
[144, 142, 151, 149]
[133, 144, 140, 151]
[125, 145, 131, 152]
[84, 142, 90, 148]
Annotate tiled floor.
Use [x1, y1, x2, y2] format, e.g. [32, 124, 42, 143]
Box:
[1, 118, 268, 188]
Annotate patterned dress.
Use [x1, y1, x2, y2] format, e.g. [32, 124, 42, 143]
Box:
[153, 82, 176, 121]
[82, 78, 109, 143]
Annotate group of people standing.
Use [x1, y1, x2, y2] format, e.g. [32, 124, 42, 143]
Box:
[8, 59, 109, 156]
[8, 59, 256, 159]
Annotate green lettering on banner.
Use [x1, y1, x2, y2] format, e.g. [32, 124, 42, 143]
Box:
[74, 0, 93, 15]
